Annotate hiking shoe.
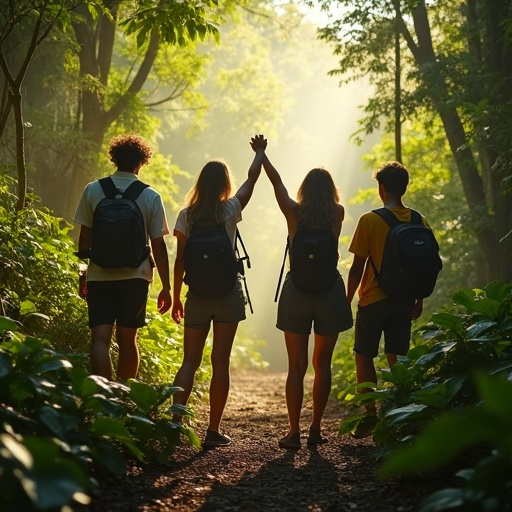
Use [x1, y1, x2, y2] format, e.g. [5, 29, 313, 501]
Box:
[351, 414, 378, 439]
[278, 432, 301, 449]
[203, 429, 231, 449]
[307, 428, 328, 446]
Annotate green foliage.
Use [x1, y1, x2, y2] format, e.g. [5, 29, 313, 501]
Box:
[0, 319, 197, 511]
[0, 175, 90, 353]
[339, 280, 512, 511]
[120, 0, 221, 47]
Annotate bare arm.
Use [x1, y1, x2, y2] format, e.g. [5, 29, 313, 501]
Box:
[347, 254, 366, 303]
[262, 152, 297, 219]
[235, 134, 267, 210]
[171, 229, 186, 324]
[150, 236, 172, 314]
[78, 225, 91, 254]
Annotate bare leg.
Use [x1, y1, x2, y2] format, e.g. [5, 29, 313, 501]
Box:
[90, 324, 114, 380]
[208, 322, 239, 432]
[284, 331, 309, 434]
[173, 327, 209, 409]
[115, 326, 140, 380]
[355, 352, 377, 415]
[310, 333, 338, 431]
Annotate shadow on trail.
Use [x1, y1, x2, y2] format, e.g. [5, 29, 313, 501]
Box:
[197, 446, 344, 512]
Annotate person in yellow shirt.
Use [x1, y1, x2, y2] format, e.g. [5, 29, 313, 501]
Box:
[347, 161, 428, 438]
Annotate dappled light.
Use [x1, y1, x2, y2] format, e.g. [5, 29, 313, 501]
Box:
[1, 1, 511, 511]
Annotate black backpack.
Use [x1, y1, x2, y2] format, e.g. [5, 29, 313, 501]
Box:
[89, 177, 150, 269]
[369, 208, 442, 299]
[184, 225, 253, 311]
[275, 227, 339, 300]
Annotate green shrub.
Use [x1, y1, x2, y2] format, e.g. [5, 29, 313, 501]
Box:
[0, 175, 89, 354]
[338, 281, 512, 511]
[0, 315, 198, 511]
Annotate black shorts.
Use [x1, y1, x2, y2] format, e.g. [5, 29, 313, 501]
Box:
[86, 279, 150, 329]
[353, 298, 414, 358]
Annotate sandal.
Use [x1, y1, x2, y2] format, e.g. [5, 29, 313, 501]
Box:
[307, 428, 328, 445]
[278, 432, 301, 449]
[203, 429, 232, 449]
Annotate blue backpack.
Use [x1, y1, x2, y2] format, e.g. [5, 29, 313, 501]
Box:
[370, 208, 442, 299]
[90, 177, 150, 268]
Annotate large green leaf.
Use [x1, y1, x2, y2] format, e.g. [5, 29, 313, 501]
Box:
[379, 409, 503, 477]
[38, 406, 81, 438]
[474, 372, 512, 421]
[383, 403, 428, 427]
[430, 312, 465, 336]
[129, 380, 160, 413]
[20, 436, 90, 509]
[0, 316, 19, 332]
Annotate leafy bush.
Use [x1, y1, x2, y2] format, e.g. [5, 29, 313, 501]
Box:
[0, 316, 199, 512]
[380, 371, 512, 511]
[0, 175, 89, 354]
[339, 281, 512, 511]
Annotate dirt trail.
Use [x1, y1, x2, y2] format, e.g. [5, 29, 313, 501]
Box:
[88, 370, 438, 511]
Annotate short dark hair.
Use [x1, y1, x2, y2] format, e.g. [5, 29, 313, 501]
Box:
[108, 134, 152, 172]
[374, 161, 409, 195]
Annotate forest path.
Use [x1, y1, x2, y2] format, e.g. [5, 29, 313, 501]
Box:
[89, 370, 437, 511]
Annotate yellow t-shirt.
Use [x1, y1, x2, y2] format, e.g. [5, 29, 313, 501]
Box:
[349, 208, 430, 307]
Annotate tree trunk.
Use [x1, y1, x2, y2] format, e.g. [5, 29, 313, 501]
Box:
[12, 88, 26, 210]
[408, 1, 506, 282]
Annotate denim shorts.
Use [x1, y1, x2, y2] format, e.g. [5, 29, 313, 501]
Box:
[276, 273, 353, 336]
[353, 298, 415, 358]
[86, 279, 150, 328]
[184, 279, 246, 330]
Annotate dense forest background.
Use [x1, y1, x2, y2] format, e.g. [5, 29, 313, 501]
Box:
[1, 2, 512, 510]
[1, 0, 511, 367]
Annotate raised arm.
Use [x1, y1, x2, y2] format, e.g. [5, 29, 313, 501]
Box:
[235, 134, 267, 210]
[261, 152, 297, 218]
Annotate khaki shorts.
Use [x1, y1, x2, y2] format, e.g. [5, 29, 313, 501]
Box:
[184, 279, 246, 330]
[354, 298, 414, 358]
[276, 273, 353, 336]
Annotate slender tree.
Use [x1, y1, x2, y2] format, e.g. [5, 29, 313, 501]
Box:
[309, 0, 512, 282]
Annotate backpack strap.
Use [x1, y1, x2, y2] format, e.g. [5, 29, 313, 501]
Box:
[372, 207, 422, 226]
[98, 177, 119, 198]
[235, 229, 251, 271]
[369, 208, 423, 276]
[98, 177, 149, 201]
[123, 180, 149, 201]
[274, 239, 289, 302]
[234, 229, 254, 314]
[372, 207, 400, 228]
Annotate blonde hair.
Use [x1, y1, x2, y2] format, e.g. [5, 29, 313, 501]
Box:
[296, 168, 340, 229]
[186, 160, 234, 226]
